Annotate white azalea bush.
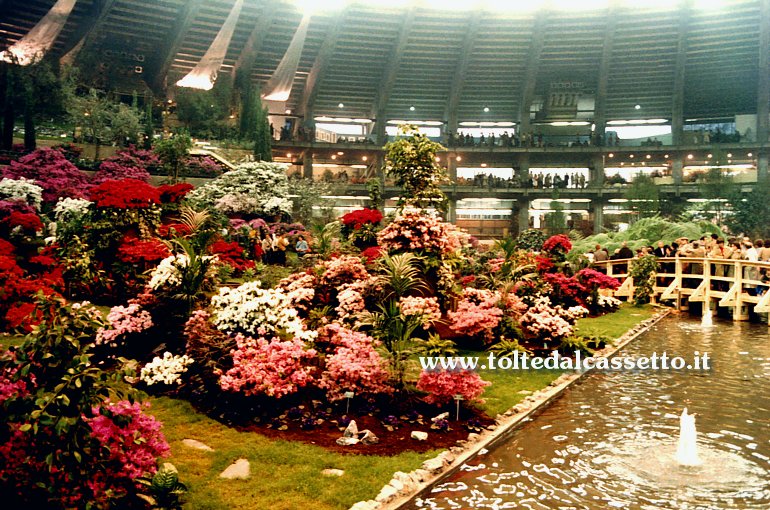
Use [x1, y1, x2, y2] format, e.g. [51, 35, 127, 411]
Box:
[148, 253, 218, 291]
[53, 197, 92, 223]
[0, 177, 44, 209]
[210, 280, 316, 342]
[185, 161, 292, 217]
[140, 352, 194, 386]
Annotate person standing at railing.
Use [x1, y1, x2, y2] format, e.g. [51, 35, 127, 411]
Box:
[742, 239, 759, 284]
[690, 241, 706, 276]
[760, 239, 770, 262]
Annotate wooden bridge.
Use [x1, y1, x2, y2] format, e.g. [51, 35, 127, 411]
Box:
[593, 257, 770, 321]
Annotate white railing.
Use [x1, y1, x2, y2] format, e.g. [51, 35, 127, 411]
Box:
[592, 257, 770, 320]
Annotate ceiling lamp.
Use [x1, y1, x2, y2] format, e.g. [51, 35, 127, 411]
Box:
[634, 104, 641, 110]
[483, 106, 490, 113]
[338, 103, 344, 108]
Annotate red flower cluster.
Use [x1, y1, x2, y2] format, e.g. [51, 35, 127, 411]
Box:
[209, 240, 255, 273]
[3, 211, 43, 232]
[157, 183, 194, 203]
[0, 239, 14, 256]
[0, 254, 63, 331]
[90, 179, 161, 209]
[575, 268, 621, 291]
[340, 208, 383, 229]
[360, 245, 384, 263]
[536, 255, 554, 273]
[117, 237, 170, 265]
[542, 234, 572, 253]
[544, 272, 588, 306]
[158, 222, 192, 238]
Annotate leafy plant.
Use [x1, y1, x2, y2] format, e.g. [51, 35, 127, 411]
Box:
[415, 333, 458, 357]
[166, 238, 218, 313]
[375, 252, 427, 299]
[384, 124, 448, 213]
[311, 221, 339, 257]
[137, 462, 188, 510]
[630, 254, 659, 305]
[487, 337, 531, 358]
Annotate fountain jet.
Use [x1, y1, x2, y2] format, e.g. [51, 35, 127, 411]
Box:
[676, 407, 702, 466]
[701, 309, 714, 328]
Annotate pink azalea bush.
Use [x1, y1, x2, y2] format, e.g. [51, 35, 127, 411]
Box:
[519, 297, 588, 343]
[416, 369, 491, 405]
[448, 288, 503, 340]
[398, 295, 442, 324]
[319, 254, 370, 288]
[318, 324, 392, 401]
[377, 209, 470, 256]
[3, 147, 91, 202]
[85, 400, 170, 490]
[95, 303, 153, 346]
[218, 334, 317, 398]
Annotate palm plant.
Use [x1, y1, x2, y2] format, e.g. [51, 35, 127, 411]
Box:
[311, 221, 339, 257]
[357, 300, 423, 390]
[168, 237, 216, 314]
[375, 252, 427, 299]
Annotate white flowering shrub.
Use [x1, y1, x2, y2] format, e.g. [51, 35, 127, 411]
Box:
[0, 177, 44, 209]
[148, 253, 217, 291]
[186, 162, 292, 217]
[53, 197, 92, 223]
[140, 352, 194, 386]
[211, 281, 316, 342]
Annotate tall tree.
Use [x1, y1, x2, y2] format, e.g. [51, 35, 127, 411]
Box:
[252, 98, 272, 162]
[624, 173, 660, 220]
[155, 131, 193, 183]
[384, 124, 448, 213]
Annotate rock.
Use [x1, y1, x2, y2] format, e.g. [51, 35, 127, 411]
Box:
[467, 433, 480, 442]
[375, 484, 399, 503]
[336, 436, 359, 446]
[219, 459, 250, 480]
[182, 439, 213, 452]
[431, 412, 449, 422]
[321, 468, 344, 477]
[392, 471, 412, 484]
[412, 468, 430, 482]
[438, 451, 455, 464]
[423, 457, 445, 473]
[389, 478, 404, 492]
[350, 500, 379, 510]
[343, 420, 358, 437]
[411, 431, 428, 441]
[360, 429, 379, 445]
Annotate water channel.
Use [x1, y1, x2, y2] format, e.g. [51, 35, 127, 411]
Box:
[410, 317, 770, 509]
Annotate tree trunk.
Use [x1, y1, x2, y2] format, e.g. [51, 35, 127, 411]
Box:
[23, 93, 35, 151]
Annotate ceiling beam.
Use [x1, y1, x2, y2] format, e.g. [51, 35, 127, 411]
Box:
[145, 0, 204, 95]
[757, 0, 769, 143]
[373, 7, 416, 143]
[445, 10, 481, 134]
[299, 13, 345, 118]
[232, 4, 276, 82]
[671, 0, 691, 145]
[518, 12, 546, 134]
[58, 0, 118, 65]
[593, 7, 617, 142]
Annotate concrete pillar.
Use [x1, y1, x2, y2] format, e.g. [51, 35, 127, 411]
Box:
[590, 155, 605, 187]
[302, 151, 313, 180]
[672, 159, 684, 186]
[757, 0, 769, 143]
[447, 152, 458, 183]
[448, 197, 457, 224]
[671, 3, 688, 146]
[516, 197, 530, 234]
[592, 198, 604, 234]
[758, 152, 769, 184]
[374, 111, 387, 146]
[518, 154, 530, 187]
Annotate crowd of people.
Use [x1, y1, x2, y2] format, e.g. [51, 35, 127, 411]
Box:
[446, 131, 606, 148]
[590, 235, 770, 293]
[455, 171, 588, 189]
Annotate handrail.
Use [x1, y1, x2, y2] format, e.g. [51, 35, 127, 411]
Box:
[591, 256, 770, 320]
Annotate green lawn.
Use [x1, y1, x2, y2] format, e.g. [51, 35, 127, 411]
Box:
[0, 334, 26, 350]
[574, 303, 656, 341]
[148, 397, 437, 510]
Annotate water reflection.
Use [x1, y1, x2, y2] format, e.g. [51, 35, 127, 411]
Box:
[411, 318, 770, 509]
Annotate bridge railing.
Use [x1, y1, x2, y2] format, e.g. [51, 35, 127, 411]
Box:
[592, 257, 770, 320]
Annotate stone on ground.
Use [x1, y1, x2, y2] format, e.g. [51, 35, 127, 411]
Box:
[321, 468, 345, 477]
[411, 431, 428, 441]
[343, 420, 358, 437]
[360, 429, 379, 445]
[182, 438, 214, 451]
[219, 458, 250, 479]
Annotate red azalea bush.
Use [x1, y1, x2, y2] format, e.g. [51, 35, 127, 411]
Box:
[209, 240, 255, 273]
[360, 245, 384, 263]
[158, 183, 194, 203]
[158, 222, 193, 238]
[544, 272, 588, 307]
[2, 211, 43, 232]
[535, 254, 555, 273]
[90, 179, 161, 209]
[0, 255, 63, 331]
[116, 237, 171, 265]
[317, 324, 392, 401]
[340, 208, 383, 229]
[3, 147, 91, 202]
[218, 334, 317, 398]
[416, 369, 491, 405]
[0, 238, 15, 256]
[542, 234, 572, 255]
[575, 268, 621, 291]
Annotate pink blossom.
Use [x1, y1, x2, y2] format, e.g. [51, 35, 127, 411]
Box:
[416, 369, 490, 405]
[447, 288, 503, 340]
[95, 303, 153, 345]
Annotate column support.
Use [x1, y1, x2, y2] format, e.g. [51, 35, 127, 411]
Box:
[302, 151, 313, 180]
[592, 198, 604, 234]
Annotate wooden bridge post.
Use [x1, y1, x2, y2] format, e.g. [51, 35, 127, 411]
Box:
[734, 261, 749, 321]
[675, 257, 687, 311]
[703, 258, 712, 315]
